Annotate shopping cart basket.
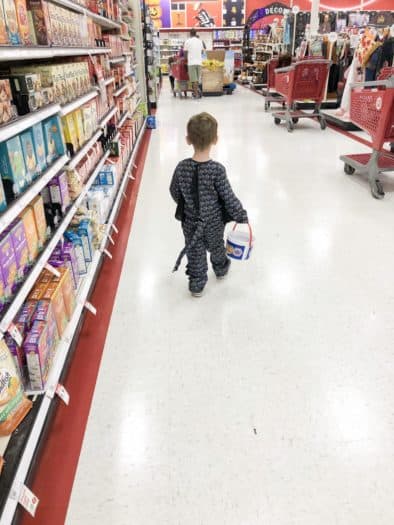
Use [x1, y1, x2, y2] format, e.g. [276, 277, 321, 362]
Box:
[172, 57, 192, 98]
[271, 59, 331, 132]
[263, 57, 286, 111]
[340, 74, 394, 199]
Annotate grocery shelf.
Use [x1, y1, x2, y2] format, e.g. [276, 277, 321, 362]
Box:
[48, 0, 121, 28]
[0, 155, 68, 235]
[0, 150, 110, 335]
[0, 104, 60, 143]
[117, 111, 129, 128]
[66, 129, 102, 170]
[0, 250, 102, 524]
[113, 83, 128, 97]
[0, 46, 110, 62]
[100, 120, 145, 251]
[99, 106, 117, 127]
[59, 88, 99, 117]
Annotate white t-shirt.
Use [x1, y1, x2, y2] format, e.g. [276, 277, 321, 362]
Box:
[184, 37, 204, 66]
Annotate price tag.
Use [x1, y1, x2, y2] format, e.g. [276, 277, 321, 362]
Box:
[56, 384, 70, 405]
[84, 301, 97, 315]
[45, 263, 61, 278]
[19, 485, 39, 517]
[8, 323, 23, 347]
[107, 234, 115, 246]
[103, 249, 113, 260]
[110, 224, 119, 234]
[128, 173, 135, 180]
[292, 5, 300, 14]
[122, 191, 127, 199]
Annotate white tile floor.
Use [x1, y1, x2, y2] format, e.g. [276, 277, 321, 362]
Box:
[66, 84, 394, 525]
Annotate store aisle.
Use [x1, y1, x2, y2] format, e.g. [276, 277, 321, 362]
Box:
[66, 85, 394, 525]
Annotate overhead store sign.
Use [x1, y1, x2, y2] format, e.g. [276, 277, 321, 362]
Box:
[246, 2, 290, 26]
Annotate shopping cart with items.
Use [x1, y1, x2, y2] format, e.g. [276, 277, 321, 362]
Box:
[340, 72, 394, 199]
[271, 59, 331, 132]
[172, 56, 192, 98]
[263, 57, 286, 111]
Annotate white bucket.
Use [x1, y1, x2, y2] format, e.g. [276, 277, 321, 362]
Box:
[226, 223, 254, 261]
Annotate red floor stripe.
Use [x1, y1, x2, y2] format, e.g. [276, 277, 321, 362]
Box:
[19, 129, 152, 525]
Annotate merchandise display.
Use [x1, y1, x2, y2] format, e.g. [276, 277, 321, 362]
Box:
[0, 0, 147, 521]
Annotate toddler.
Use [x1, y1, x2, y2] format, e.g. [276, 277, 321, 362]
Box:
[170, 112, 248, 297]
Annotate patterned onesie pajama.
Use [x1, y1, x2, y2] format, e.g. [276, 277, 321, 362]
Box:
[170, 158, 248, 294]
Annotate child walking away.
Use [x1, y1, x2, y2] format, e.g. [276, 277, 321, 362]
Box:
[170, 112, 248, 297]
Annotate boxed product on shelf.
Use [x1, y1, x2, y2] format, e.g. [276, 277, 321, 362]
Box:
[42, 115, 66, 165]
[28, 281, 47, 301]
[23, 318, 57, 390]
[42, 278, 68, 336]
[61, 241, 80, 288]
[0, 135, 30, 202]
[0, 338, 32, 436]
[7, 73, 42, 115]
[2, 0, 21, 45]
[72, 109, 86, 148]
[31, 122, 47, 174]
[0, 178, 7, 213]
[0, 232, 17, 297]
[19, 206, 39, 261]
[62, 113, 79, 156]
[20, 130, 39, 180]
[15, 0, 32, 45]
[27, 0, 52, 45]
[64, 230, 87, 275]
[51, 266, 76, 318]
[29, 194, 47, 248]
[77, 219, 93, 262]
[48, 172, 71, 215]
[8, 218, 29, 279]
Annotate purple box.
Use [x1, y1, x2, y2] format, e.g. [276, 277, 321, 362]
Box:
[62, 242, 80, 289]
[5, 332, 26, 382]
[9, 219, 29, 278]
[0, 232, 18, 297]
[16, 301, 37, 334]
[49, 172, 71, 214]
[23, 321, 51, 390]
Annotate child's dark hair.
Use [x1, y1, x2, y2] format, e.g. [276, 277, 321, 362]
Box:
[187, 112, 218, 150]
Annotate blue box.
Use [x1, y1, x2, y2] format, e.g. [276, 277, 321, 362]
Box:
[0, 135, 29, 201]
[77, 219, 93, 263]
[42, 115, 66, 165]
[31, 123, 47, 174]
[20, 130, 39, 181]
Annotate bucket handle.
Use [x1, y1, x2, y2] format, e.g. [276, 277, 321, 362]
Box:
[232, 223, 253, 247]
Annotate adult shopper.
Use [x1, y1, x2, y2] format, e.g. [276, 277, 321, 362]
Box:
[184, 29, 204, 98]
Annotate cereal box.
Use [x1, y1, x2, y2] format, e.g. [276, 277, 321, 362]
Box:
[61, 113, 79, 155]
[0, 101, 14, 125]
[31, 300, 59, 344]
[4, 333, 25, 382]
[0, 5, 9, 44]
[14, 0, 32, 44]
[0, 178, 7, 213]
[0, 136, 29, 201]
[73, 109, 86, 148]
[52, 267, 75, 318]
[42, 115, 66, 165]
[48, 172, 71, 215]
[77, 219, 93, 262]
[0, 79, 11, 101]
[9, 219, 29, 278]
[1, 0, 21, 45]
[23, 321, 50, 389]
[29, 194, 47, 248]
[20, 130, 39, 181]
[42, 279, 68, 336]
[62, 241, 80, 288]
[31, 123, 47, 174]
[19, 206, 39, 262]
[27, 0, 52, 45]
[64, 231, 87, 275]
[28, 282, 47, 302]
[0, 232, 17, 297]
[81, 104, 94, 139]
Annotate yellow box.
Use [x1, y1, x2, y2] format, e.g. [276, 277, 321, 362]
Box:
[29, 195, 47, 248]
[42, 279, 68, 336]
[19, 207, 39, 262]
[62, 113, 79, 153]
[72, 110, 85, 147]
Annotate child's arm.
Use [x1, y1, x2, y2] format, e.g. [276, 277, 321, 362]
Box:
[215, 166, 248, 223]
[170, 167, 180, 203]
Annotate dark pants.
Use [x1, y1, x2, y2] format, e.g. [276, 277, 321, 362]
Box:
[169, 75, 175, 91]
[182, 217, 230, 293]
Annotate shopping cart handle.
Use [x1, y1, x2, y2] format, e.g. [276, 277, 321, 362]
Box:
[351, 78, 394, 89]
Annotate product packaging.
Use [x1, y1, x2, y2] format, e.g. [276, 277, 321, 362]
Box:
[15, 0, 32, 44]
[42, 115, 66, 165]
[48, 171, 71, 215]
[52, 266, 76, 318]
[62, 113, 79, 156]
[31, 122, 47, 173]
[27, 0, 52, 45]
[62, 241, 80, 288]
[29, 194, 47, 248]
[0, 339, 32, 435]
[64, 231, 87, 275]
[9, 219, 29, 279]
[0, 232, 17, 297]
[0, 178, 7, 213]
[0, 135, 29, 201]
[28, 282, 47, 302]
[19, 206, 39, 261]
[23, 320, 50, 389]
[77, 219, 93, 262]
[42, 279, 68, 336]
[1, 0, 21, 45]
[20, 130, 39, 181]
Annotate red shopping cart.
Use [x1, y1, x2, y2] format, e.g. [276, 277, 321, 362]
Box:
[271, 59, 331, 132]
[340, 73, 394, 199]
[263, 57, 286, 111]
[172, 56, 192, 98]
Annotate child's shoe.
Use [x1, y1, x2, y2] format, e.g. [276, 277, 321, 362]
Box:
[191, 290, 203, 297]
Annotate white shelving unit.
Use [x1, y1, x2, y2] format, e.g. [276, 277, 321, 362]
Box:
[0, 0, 148, 520]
